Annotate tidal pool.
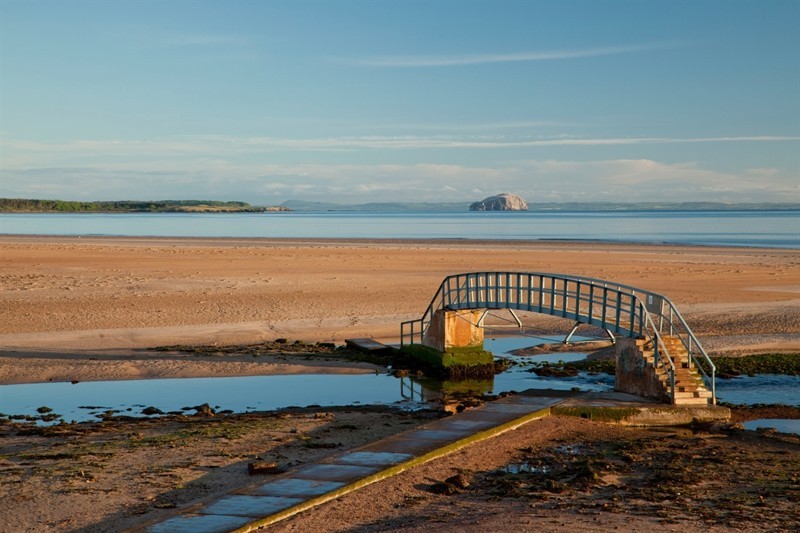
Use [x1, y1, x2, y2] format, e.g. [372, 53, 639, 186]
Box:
[0, 336, 612, 424]
[714, 374, 800, 407]
[2, 336, 796, 424]
[743, 419, 800, 435]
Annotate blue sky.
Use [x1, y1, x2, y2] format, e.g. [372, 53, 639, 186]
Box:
[1, 0, 798, 204]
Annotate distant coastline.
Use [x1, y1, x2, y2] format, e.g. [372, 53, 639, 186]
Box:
[279, 200, 800, 212]
[0, 199, 289, 213]
[1, 197, 799, 214]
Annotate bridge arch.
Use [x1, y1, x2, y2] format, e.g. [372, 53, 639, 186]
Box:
[401, 272, 716, 404]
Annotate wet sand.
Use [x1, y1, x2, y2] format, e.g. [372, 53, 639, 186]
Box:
[1, 236, 799, 384]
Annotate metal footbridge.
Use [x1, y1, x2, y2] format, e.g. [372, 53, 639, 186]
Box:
[401, 272, 716, 404]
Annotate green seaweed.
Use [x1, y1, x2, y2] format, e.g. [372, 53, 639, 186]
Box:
[707, 353, 800, 378]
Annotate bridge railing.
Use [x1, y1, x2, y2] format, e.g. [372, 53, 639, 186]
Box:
[400, 272, 715, 404]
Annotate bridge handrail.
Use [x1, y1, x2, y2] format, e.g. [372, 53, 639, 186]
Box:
[656, 295, 717, 402]
[400, 271, 715, 404]
[640, 305, 677, 403]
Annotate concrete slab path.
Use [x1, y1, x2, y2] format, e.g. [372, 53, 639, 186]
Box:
[137, 392, 566, 533]
[135, 390, 729, 533]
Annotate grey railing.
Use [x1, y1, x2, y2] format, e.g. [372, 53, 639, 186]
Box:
[400, 272, 715, 404]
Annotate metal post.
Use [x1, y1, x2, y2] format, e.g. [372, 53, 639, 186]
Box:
[564, 320, 581, 344]
[537, 275, 544, 312]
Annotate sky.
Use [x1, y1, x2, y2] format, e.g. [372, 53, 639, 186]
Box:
[1, 0, 799, 205]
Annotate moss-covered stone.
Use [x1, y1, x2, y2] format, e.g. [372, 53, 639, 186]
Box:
[552, 406, 642, 422]
[441, 348, 494, 368]
[400, 344, 495, 378]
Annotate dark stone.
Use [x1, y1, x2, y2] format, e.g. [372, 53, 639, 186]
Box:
[193, 403, 216, 417]
[428, 482, 459, 495]
[248, 461, 284, 475]
[445, 473, 471, 489]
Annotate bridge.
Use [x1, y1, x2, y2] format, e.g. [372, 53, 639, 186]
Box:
[401, 272, 716, 405]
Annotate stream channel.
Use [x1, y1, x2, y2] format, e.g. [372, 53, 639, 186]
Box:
[2, 336, 798, 432]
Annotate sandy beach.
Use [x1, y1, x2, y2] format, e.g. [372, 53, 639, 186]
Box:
[1, 236, 799, 383]
[1, 236, 799, 532]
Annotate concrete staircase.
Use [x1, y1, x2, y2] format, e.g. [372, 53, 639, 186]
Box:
[637, 336, 713, 406]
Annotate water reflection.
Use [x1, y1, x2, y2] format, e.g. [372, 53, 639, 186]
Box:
[1, 336, 613, 424]
[4, 335, 796, 425]
[398, 336, 612, 403]
[0, 374, 408, 424]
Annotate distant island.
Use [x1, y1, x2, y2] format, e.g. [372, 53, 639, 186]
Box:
[0, 199, 290, 213]
[469, 193, 529, 211]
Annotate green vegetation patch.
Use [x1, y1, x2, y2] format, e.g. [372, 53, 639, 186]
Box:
[708, 353, 800, 378]
[399, 344, 494, 368]
[399, 344, 498, 379]
[0, 198, 274, 213]
[399, 344, 444, 367]
[441, 348, 494, 368]
[519, 359, 616, 377]
[552, 406, 641, 422]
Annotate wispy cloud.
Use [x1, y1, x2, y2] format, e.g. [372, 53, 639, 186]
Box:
[3, 155, 798, 205]
[332, 42, 677, 68]
[2, 132, 798, 203]
[3, 135, 798, 163]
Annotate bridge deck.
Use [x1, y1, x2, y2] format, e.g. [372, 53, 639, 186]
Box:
[345, 338, 392, 352]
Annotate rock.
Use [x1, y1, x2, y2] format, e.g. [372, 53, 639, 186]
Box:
[141, 406, 164, 416]
[193, 403, 216, 417]
[722, 422, 745, 433]
[428, 482, 459, 495]
[469, 193, 528, 211]
[247, 461, 284, 475]
[445, 473, 471, 489]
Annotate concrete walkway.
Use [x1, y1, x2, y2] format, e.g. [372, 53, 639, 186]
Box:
[137, 391, 565, 533]
[137, 390, 729, 533]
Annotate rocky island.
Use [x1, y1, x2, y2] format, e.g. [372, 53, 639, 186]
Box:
[469, 193, 529, 211]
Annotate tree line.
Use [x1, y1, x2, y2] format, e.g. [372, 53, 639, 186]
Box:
[0, 198, 268, 212]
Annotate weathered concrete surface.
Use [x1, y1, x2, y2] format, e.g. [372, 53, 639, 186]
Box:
[422, 309, 484, 353]
[555, 391, 730, 426]
[615, 337, 666, 401]
[141, 389, 731, 532]
[141, 392, 563, 533]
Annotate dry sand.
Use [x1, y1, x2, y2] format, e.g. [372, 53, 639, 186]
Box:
[1, 236, 799, 532]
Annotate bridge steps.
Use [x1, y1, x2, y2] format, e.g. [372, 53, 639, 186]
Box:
[637, 336, 713, 405]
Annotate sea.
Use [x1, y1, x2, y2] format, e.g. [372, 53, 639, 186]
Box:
[0, 210, 799, 248]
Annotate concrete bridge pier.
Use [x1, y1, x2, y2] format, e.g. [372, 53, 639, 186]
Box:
[404, 309, 494, 375]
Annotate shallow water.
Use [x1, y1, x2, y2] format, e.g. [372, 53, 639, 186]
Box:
[714, 374, 800, 407]
[1, 374, 407, 423]
[2, 211, 798, 248]
[1, 337, 796, 424]
[0, 336, 612, 424]
[743, 419, 800, 435]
